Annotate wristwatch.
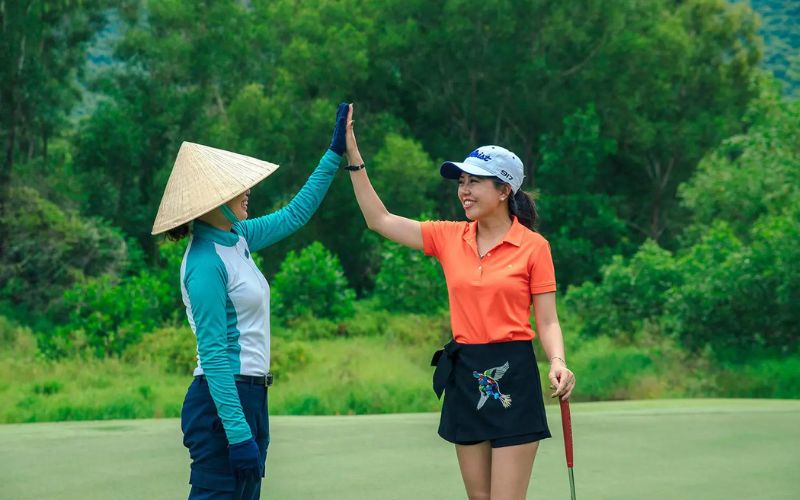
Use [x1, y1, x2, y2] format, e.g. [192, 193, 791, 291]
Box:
[344, 163, 365, 171]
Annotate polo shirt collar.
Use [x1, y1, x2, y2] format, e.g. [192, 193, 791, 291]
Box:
[463, 216, 525, 249]
[193, 220, 239, 247]
[503, 217, 525, 247]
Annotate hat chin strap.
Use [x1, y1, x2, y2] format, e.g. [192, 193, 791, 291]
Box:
[219, 204, 241, 225]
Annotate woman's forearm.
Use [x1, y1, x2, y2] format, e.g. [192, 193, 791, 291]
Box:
[537, 321, 566, 364]
[236, 149, 340, 251]
[344, 105, 423, 249]
[348, 165, 390, 231]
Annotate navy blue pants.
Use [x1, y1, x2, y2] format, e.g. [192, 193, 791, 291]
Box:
[181, 377, 270, 500]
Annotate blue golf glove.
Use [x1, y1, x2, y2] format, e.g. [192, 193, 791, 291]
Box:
[228, 438, 262, 480]
[329, 102, 349, 155]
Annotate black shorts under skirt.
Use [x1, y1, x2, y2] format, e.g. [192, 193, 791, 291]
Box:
[431, 340, 551, 445]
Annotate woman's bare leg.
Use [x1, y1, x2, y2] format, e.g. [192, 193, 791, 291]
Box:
[455, 442, 492, 500]
[489, 441, 539, 500]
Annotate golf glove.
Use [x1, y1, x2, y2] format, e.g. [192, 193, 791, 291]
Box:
[329, 102, 349, 155]
[228, 438, 262, 480]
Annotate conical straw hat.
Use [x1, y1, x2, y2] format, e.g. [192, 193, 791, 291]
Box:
[151, 142, 279, 235]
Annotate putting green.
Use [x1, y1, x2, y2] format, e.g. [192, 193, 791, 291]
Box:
[1, 399, 798, 499]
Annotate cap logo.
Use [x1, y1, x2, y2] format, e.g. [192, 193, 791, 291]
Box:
[499, 169, 513, 181]
[468, 150, 492, 162]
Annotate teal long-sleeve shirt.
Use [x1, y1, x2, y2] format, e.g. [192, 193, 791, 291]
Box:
[180, 149, 341, 444]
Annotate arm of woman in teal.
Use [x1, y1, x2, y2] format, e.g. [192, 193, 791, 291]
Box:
[234, 150, 341, 251]
[234, 104, 349, 251]
[183, 247, 252, 445]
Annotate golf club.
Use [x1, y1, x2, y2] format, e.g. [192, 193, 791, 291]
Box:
[559, 398, 576, 500]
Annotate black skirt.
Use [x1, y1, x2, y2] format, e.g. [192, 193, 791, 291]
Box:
[431, 340, 551, 444]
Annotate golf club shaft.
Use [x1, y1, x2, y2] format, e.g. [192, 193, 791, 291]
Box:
[559, 399, 576, 499]
[568, 468, 576, 500]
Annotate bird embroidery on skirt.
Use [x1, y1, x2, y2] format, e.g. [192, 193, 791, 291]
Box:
[473, 362, 512, 410]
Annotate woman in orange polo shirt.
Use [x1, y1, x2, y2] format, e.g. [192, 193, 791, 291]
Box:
[344, 104, 575, 500]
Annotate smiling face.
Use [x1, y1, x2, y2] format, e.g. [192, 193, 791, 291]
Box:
[225, 189, 251, 220]
[457, 173, 511, 221]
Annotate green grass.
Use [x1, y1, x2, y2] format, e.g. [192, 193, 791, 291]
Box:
[4, 330, 800, 424]
[1, 399, 798, 499]
[0, 355, 188, 423]
[268, 336, 442, 415]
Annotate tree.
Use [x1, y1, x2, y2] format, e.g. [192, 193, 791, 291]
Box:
[0, 1, 109, 270]
[365, 0, 762, 244]
[0, 1, 108, 200]
[678, 89, 800, 241]
[536, 105, 628, 287]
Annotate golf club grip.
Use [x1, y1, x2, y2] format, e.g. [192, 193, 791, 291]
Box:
[559, 398, 574, 468]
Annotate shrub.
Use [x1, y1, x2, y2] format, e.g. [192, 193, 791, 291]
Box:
[276, 316, 342, 340]
[0, 186, 128, 320]
[568, 211, 800, 360]
[0, 316, 37, 357]
[270, 337, 311, 383]
[373, 240, 447, 315]
[43, 241, 185, 358]
[565, 240, 680, 339]
[123, 325, 197, 374]
[713, 355, 800, 399]
[665, 213, 800, 358]
[271, 242, 356, 322]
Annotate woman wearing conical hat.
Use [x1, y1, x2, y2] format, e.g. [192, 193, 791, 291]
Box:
[152, 103, 349, 499]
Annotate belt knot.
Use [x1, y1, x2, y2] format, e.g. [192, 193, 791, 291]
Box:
[431, 341, 461, 399]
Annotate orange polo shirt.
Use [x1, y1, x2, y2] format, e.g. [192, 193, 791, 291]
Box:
[421, 217, 557, 344]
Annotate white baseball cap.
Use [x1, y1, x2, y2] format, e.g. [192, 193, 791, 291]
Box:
[440, 145, 525, 193]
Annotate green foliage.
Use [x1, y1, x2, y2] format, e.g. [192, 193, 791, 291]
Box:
[679, 94, 800, 241]
[71, 99, 151, 241]
[0, 186, 128, 321]
[373, 240, 447, 315]
[537, 105, 629, 287]
[0, 0, 109, 192]
[268, 337, 440, 416]
[2, 1, 797, 405]
[2, 310, 800, 424]
[370, 134, 438, 217]
[123, 325, 197, 375]
[568, 336, 655, 401]
[274, 301, 452, 347]
[0, 316, 37, 358]
[270, 337, 312, 384]
[665, 212, 800, 358]
[568, 210, 800, 358]
[568, 91, 799, 359]
[713, 355, 800, 399]
[566, 241, 680, 339]
[272, 242, 356, 323]
[750, 0, 800, 95]
[43, 241, 185, 358]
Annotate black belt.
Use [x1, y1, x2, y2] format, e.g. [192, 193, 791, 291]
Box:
[431, 341, 461, 399]
[195, 373, 273, 387]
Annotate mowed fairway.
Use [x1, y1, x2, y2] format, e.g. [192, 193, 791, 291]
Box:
[1, 399, 798, 500]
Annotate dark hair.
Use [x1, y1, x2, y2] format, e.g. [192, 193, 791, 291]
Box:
[488, 178, 539, 231]
[166, 223, 190, 241]
[509, 189, 538, 231]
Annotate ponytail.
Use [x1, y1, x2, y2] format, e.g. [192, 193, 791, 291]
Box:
[485, 176, 539, 231]
[509, 190, 538, 231]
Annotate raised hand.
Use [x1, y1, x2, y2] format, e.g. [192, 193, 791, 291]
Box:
[329, 102, 349, 155]
[345, 103, 363, 166]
